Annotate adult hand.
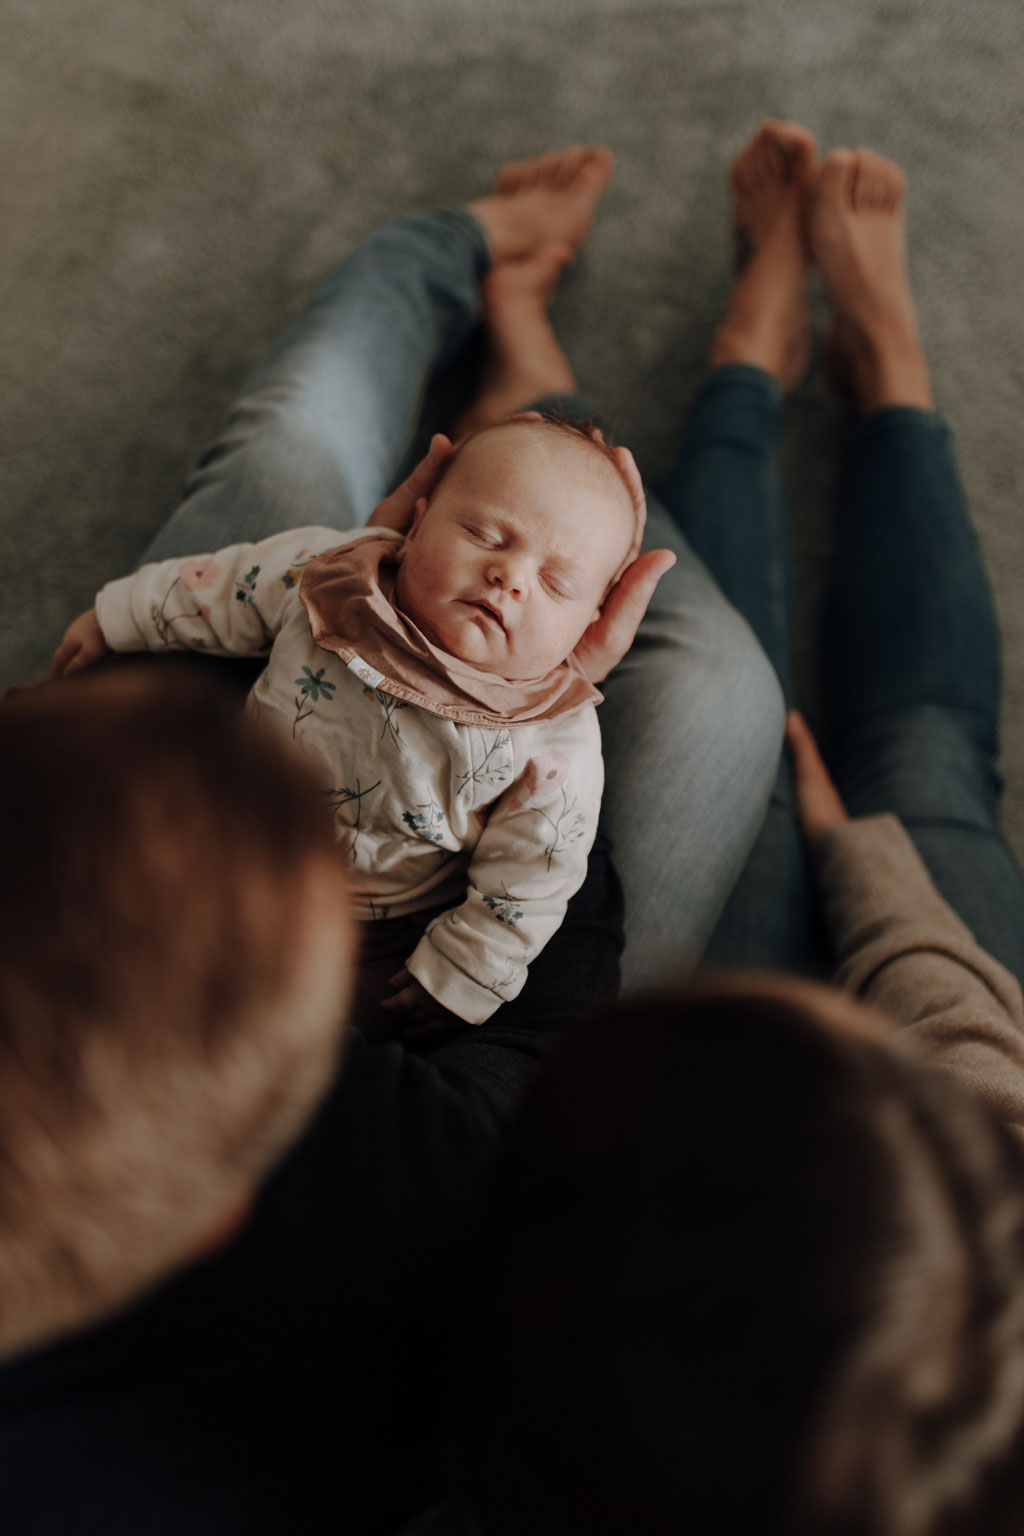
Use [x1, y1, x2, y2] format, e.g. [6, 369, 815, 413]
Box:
[573, 445, 676, 684]
[369, 434, 456, 534]
[50, 607, 110, 680]
[574, 547, 677, 684]
[786, 710, 850, 837]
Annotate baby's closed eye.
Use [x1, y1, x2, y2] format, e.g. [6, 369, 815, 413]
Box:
[462, 523, 502, 547]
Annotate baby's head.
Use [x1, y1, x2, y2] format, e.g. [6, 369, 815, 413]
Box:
[393, 417, 641, 679]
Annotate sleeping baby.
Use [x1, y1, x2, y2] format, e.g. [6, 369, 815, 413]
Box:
[51, 414, 643, 1028]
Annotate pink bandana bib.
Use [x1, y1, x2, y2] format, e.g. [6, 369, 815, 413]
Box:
[300, 534, 602, 728]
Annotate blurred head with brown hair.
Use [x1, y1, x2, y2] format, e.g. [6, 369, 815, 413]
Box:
[449, 976, 1024, 1536]
[0, 665, 354, 1359]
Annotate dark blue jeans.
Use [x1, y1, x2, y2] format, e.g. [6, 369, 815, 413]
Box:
[662, 363, 1024, 987]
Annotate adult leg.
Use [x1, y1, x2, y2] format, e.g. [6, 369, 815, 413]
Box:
[141, 148, 615, 562]
[660, 122, 829, 975]
[811, 149, 1024, 984]
[455, 221, 787, 987]
[141, 210, 489, 561]
[659, 368, 828, 975]
[607, 472, 788, 984]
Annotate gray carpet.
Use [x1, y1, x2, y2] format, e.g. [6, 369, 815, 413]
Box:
[4, 0, 1023, 857]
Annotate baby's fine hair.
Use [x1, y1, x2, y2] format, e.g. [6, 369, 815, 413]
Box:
[449, 412, 642, 584]
[0, 666, 350, 1359]
[460, 410, 621, 469]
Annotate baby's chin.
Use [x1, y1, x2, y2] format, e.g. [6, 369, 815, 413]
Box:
[485, 621, 594, 680]
[485, 644, 584, 681]
[446, 634, 576, 681]
[399, 588, 588, 679]
[446, 636, 565, 680]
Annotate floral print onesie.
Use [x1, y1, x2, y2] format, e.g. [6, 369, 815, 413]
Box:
[95, 526, 603, 1023]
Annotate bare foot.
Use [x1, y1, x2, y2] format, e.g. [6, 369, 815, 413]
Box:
[454, 243, 578, 438]
[467, 145, 614, 263]
[811, 148, 934, 413]
[709, 120, 818, 393]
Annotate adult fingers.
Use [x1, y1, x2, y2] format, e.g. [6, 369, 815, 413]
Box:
[370, 434, 454, 533]
[574, 549, 676, 683]
[786, 710, 849, 837]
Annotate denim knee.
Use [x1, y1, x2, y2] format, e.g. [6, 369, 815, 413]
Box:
[836, 704, 1003, 832]
[604, 598, 785, 987]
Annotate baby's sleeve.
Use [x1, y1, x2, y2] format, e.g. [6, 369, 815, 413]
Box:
[406, 708, 604, 1024]
[95, 526, 359, 659]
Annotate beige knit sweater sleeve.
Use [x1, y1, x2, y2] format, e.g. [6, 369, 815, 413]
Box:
[811, 814, 1024, 1138]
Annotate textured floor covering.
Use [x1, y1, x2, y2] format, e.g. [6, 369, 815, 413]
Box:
[3, 0, 1023, 855]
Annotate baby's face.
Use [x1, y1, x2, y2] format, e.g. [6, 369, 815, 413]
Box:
[393, 426, 635, 680]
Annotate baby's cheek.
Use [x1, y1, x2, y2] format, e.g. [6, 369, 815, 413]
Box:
[525, 615, 587, 672]
[565, 605, 598, 650]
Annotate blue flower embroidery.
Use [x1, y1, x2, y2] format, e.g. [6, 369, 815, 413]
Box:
[235, 565, 260, 604]
[402, 800, 446, 844]
[292, 666, 337, 737]
[483, 889, 525, 928]
[294, 666, 336, 704]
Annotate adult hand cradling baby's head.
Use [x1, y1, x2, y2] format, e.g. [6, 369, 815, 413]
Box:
[385, 417, 674, 684]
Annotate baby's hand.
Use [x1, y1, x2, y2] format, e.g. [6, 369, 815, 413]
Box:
[381, 968, 465, 1042]
[50, 607, 110, 680]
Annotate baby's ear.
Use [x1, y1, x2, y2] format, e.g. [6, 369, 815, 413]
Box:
[407, 496, 429, 538]
[396, 497, 429, 563]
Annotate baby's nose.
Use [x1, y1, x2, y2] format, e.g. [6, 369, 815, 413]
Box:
[487, 554, 530, 596]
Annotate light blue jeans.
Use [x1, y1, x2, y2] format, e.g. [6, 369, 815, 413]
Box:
[142, 209, 784, 987]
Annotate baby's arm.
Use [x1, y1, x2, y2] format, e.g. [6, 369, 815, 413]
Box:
[50, 527, 380, 675]
[403, 710, 604, 1025]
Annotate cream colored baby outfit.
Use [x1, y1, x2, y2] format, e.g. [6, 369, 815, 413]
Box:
[95, 525, 604, 1024]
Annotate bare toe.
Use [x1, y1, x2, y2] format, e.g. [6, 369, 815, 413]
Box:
[730, 120, 816, 252]
[553, 146, 587, 188]
[496, 162, 523, 195]
[817, 148, 857, 212]
[854, 148, 906, 212]
[767, 119, 820, 178]
[573, 144, 614, 195]
[730, 153, 752, 195]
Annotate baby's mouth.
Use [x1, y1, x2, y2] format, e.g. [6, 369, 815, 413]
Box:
[464, 598, 506, 634]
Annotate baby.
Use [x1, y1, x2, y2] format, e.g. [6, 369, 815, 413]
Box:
[52, 416, 642, 1026]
